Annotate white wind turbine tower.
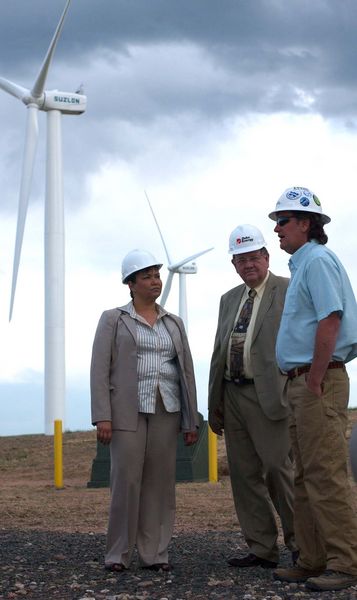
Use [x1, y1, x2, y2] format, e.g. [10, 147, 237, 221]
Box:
[0, 0, 86, 434]
[145, 192, 213, 332]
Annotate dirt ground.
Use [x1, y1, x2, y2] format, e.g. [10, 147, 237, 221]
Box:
[1, 410, 357, 534]
[0, 429, 238, 534]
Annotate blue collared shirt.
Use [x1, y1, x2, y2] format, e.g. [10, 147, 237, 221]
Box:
[276, 241, 357, 371]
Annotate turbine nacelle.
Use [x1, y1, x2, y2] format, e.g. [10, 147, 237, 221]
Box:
[42, 90, 86, 114]
[23, 90, 86, 114]
[169, 261, 198, 274]
[0, 77, 86, 115]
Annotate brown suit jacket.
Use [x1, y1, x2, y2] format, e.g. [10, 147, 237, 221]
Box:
[208, 272, 289, 431]
[90, 303, 199, 432]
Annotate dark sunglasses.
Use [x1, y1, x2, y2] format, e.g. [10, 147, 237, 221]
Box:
[276, 216, 293, 227]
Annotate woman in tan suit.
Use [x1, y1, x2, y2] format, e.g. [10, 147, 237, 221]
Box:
[90, 249, 199, 572]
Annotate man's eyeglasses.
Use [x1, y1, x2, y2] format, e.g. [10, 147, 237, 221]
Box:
[276, 216, 293, 227]
[233, 253, 264, 266]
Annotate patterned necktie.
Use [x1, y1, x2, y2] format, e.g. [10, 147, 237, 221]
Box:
[230, 288, 257, 382]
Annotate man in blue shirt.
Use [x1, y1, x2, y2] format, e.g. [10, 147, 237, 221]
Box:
[269, 186, 357, 592]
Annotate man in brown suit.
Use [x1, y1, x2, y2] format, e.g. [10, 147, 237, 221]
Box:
[208, 224, 296, 568]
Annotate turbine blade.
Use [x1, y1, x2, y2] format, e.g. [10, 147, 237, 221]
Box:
[170, 247, 214, 271]
[160, 272, 174, 307]
[144, 190, 172, 263]
[31, 0, 72, 98]
[0, 77, 29, 101]
[9, 105, 39, 320]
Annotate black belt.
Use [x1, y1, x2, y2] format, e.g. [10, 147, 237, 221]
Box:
[231, 377, 254, 385]
[287, 361, 345, 380]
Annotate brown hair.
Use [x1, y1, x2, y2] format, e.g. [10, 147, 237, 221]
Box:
[293, 211, 328, 245]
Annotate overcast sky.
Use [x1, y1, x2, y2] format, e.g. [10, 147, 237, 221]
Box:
[1, 0, 357, 435]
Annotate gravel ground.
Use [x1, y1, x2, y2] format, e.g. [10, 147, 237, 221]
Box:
[2, 530, 357, 600]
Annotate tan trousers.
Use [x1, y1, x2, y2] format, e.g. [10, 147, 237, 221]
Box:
[105, 397, 181, 568]
[223, 381, 296, 562]
[287, 368, 357, 575]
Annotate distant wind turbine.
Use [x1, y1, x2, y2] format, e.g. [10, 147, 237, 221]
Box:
[145, 191, 213, 331]
[0, 0, 86, 434]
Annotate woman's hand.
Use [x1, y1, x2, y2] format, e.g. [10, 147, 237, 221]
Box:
[183, 430, 199, 446]
[96, 421, 112, 445]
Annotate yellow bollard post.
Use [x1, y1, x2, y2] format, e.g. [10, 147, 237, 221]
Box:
[208, 426, 218, 482]
[54, 420, 64, 489]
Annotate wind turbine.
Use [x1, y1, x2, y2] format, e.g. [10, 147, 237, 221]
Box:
[0, 0, 86, 434]
[145, 192, 213, 332]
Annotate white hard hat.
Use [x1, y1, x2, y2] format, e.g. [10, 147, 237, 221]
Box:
[268, 187, 330, 224]
[228, 224, 267, 255]
[121, 249, 162, 283]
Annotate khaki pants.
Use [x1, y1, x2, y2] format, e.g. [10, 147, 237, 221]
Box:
[224, 380, 296, 562]
[105, 396, 181, 568]
[287, 367, 357, 575]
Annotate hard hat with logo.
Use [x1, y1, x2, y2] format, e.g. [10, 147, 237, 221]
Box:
[228, 224, 267, 255]
[121, 249, 162, 283]
[268, 187, 330, 224]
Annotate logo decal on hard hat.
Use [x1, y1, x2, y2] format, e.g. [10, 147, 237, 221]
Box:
[239, 236, 254, 244]
[313, 195, 321, 206]
[300, 196, 310, 207]
[286, 189, 301, 200]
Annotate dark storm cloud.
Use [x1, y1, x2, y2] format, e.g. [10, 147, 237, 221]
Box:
[1, 0, 357, 120]
[1, 0, 357, 214]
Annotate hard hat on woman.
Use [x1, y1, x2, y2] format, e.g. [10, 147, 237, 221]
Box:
[121, 249, 163, 283]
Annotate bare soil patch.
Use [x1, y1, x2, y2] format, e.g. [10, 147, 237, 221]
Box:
[1, 410, 357, 534]
[0, 429, 237, 534]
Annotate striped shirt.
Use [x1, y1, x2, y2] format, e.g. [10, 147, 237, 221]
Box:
[128, 303, 181, 413]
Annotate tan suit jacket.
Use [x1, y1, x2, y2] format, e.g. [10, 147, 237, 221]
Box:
[91, 304, 199, 432]
[208, 272, 289, 430]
